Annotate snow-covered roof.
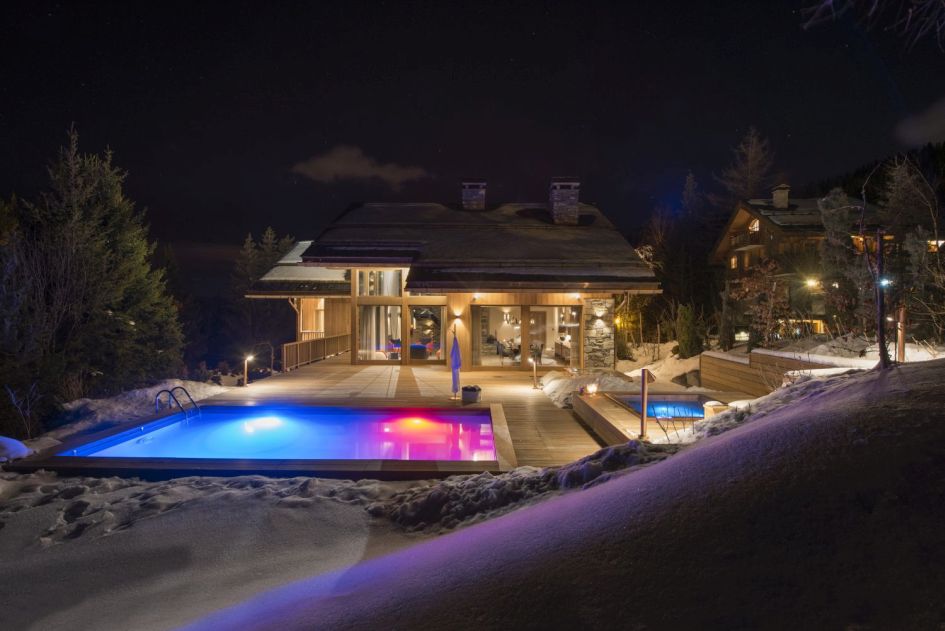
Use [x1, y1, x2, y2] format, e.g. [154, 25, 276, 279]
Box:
[275, 240, 313, 265]
[294, 201, 656, 291]
[247, 254, 350, 297]
[745, 197, 882, 229]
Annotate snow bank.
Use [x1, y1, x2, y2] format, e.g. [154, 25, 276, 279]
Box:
[691, 368, 867, 440]
[0, 470, 421, 630]
[540, 370, 633, 408]
[615, 341, 701, 384]
[0, 472, 396, 544]
[28, 379, 228, 452]
[185, 360, 945, 630]
[368, 441, 677, 532]
[0, 436, 31, 462]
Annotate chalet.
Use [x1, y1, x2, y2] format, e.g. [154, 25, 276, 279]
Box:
[248, 178, 659, 372]
[709, 184, 883, 334]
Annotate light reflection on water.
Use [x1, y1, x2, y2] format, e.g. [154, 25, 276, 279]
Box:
[62, 407, 497, 462]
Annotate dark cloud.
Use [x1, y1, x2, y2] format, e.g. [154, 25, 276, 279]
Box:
[291, 145, 430, 191]
[895, 96, 945, 147]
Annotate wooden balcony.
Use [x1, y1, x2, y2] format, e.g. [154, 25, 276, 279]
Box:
[730, 231, 762, 250]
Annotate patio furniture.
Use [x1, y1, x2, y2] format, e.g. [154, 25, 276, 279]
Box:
[410, 343, 429, 360]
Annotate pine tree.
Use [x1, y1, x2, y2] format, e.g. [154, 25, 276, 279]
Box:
[225, 228, 296, 359]
[715, 127, 774, 203]
[0, 130, 183, 435]
[681, 171, 704, 219]
[675, 304, 703, 359]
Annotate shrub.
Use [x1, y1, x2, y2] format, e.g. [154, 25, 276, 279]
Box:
[675, 304, 702, 359]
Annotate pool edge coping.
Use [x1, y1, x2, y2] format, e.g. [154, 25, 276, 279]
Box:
[4, 403, 516, 480]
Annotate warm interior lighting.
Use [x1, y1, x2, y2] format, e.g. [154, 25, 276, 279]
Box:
[586, 383, 598, 395]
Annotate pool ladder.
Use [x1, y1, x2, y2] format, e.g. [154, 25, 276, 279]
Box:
[155, 386, 201, 419]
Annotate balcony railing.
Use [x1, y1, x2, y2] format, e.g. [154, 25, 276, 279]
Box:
[730, 231, 762, 249]
[283, 333, 350, 371]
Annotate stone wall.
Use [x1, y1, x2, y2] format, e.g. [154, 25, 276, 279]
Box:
[582, 298, 614, 368]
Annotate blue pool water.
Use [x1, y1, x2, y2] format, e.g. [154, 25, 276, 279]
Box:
[58, 406, 497, 462]
[608, 396, 706, 419]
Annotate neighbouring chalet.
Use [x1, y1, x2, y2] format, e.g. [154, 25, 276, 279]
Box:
[248, 178, 659, 372]
[710, 184, 883, 334]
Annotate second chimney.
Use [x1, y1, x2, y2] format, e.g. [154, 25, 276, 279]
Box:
[461, 180, 487, 210]
[549, 177, 580, 225]
[772, 183, 790, 209]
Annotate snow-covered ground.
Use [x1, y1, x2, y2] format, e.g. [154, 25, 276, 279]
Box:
[615, 340, 702, 383]
[3, 361, 945, 628]
[540, 370, 633, 408]
[182, 359, 945, 630]
[24, 379, 228, 454]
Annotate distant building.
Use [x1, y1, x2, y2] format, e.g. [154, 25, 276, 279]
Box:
[709, 184, 881, 336]
[249, 178, 659, 371]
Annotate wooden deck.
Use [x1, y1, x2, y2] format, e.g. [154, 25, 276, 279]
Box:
[208, 353, 605, 467]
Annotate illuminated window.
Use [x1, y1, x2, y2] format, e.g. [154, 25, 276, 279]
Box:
[729, 256, 738, 270]
[748, 218, 760, 233]
[357, 269, 403, 296]
[929, 240, 944, 253]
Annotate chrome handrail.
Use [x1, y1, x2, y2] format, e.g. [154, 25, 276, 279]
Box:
[154, 386, 201, 419]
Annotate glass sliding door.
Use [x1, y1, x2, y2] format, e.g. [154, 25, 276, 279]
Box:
[408, 306, 444, 361]
[471, 306, 522, 367]
[357, 305, 402, 361]
[527, 306, 581, 368]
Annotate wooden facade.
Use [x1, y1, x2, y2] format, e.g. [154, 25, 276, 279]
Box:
[249, 190, 660, 372]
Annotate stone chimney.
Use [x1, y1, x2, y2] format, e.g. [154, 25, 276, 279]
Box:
[549, 177, 580, 225]
[772, 183, 790, 209]
[461, 180, 487, 210]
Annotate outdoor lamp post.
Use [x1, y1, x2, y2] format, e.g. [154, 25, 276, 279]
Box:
[243, 354, 254, 387]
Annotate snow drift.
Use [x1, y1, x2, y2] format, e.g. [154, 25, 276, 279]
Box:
[25, 379, 227, 453]
[0, 436, 31, 462]
[541, 369, 633, 408]
[368, 441, 677, 532]
[186, 360, 945, 630]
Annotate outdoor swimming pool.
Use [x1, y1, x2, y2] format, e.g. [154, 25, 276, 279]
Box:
[9, 405, 512, 479]
[606, 394, 708, 419]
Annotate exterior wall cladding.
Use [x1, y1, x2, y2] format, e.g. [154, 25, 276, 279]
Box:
[582, 298, 615, 368]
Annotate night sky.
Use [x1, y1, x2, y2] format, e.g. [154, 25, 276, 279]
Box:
[3, 0, 944, 257]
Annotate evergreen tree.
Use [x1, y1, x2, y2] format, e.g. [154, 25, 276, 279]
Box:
[225, 228, 296, 359]
[675, 304, 703, 358]
[681, 170, 704, 219]
[0, 130, 183, 435]
[715, 127, 774, 204]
